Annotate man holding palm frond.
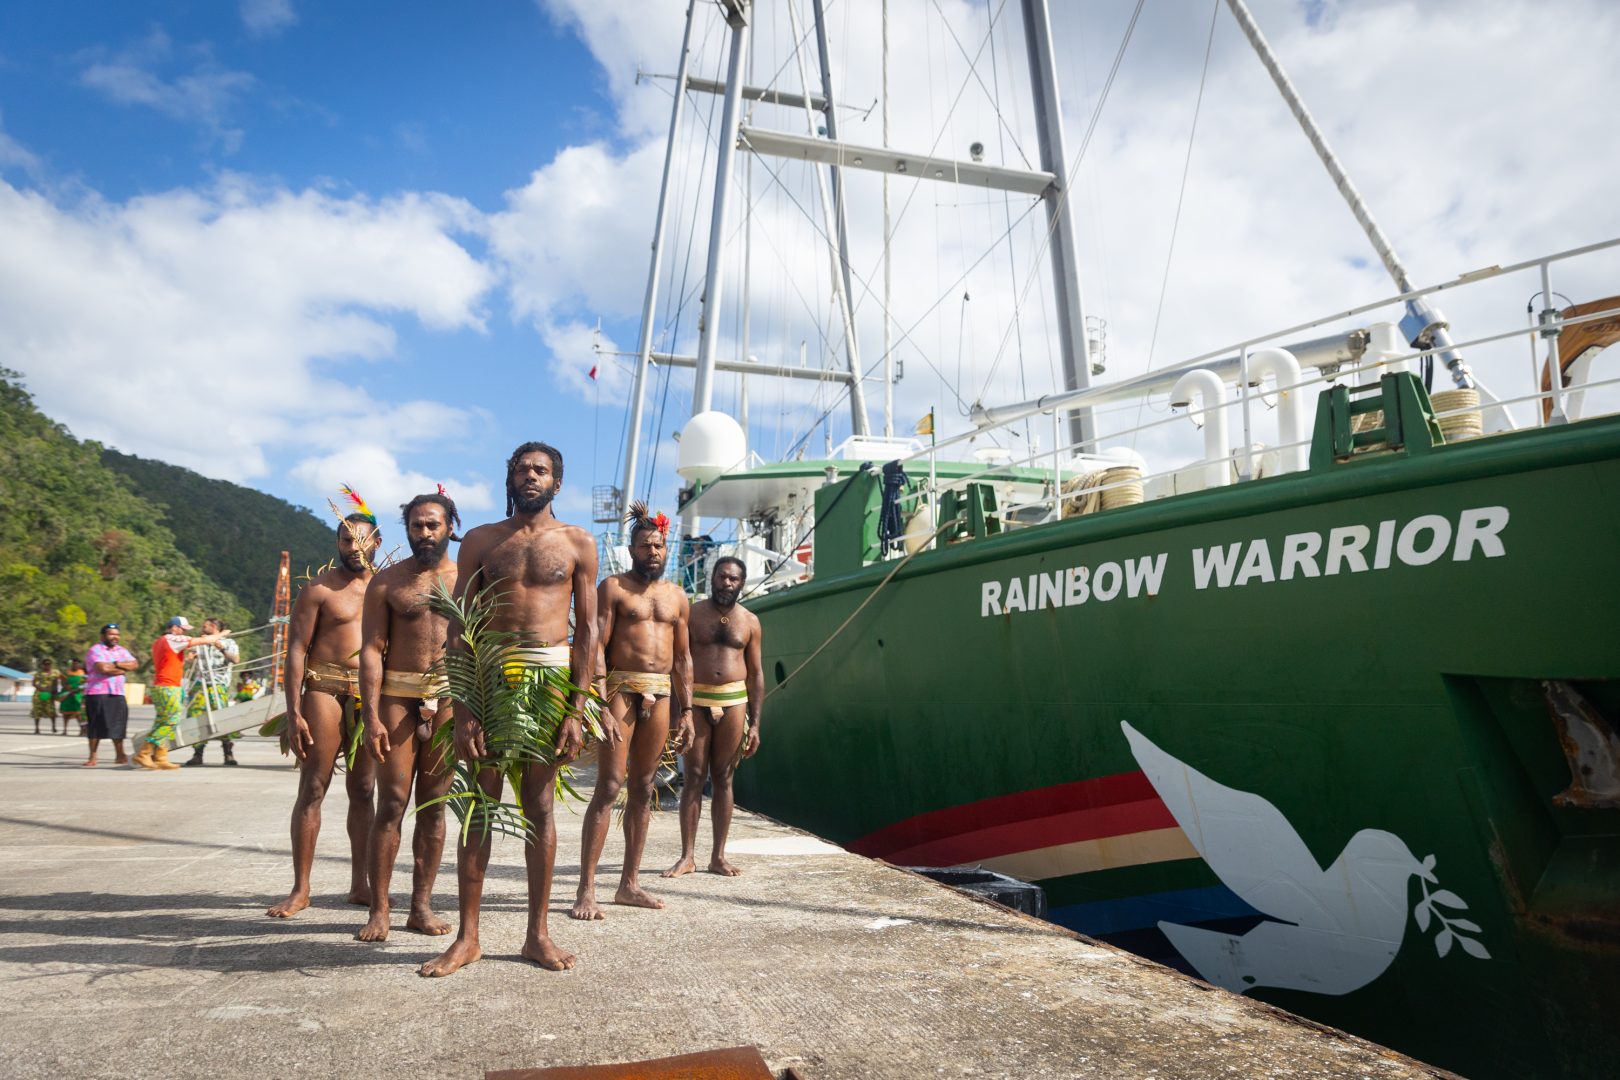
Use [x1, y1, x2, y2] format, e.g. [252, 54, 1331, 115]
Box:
[572, 501, 694, 921]
[419, 442, 598, 978]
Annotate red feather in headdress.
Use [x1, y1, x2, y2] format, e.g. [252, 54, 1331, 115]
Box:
[626, 500, 670, 537]
[338, 484, 377, 525]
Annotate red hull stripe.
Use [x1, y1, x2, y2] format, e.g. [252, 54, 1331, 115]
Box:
[849, 771, 1166, 862]
[880, 798, 1178, 866]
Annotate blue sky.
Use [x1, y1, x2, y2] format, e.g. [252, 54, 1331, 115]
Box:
[1, 3, 604, 205]
[4, 0, 1619, 557]
[0, 0, 653, 531]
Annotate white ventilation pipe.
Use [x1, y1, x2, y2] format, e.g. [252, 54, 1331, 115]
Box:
[1170, 369, 1231, 490]
[1564, 346, 1609, 422]
[1363, 321, 1410, 378]
[1246, 347, 1306, 474]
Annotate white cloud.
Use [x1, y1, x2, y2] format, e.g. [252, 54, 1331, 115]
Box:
[241, 0, 298, 38]
[291, 444, 496, 523]
[0, 110, 42, 177]
[535, 0, 690, 138]
[490, 141, 662, 323]
[78, 30, 256, 151]
[0, 175, 495, 494]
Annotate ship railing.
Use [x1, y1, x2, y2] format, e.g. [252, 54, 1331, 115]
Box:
[886, 235, 1620, 548]
[980, 365, 1620, 528]
[595, 532, 804, 597]
[898, 363, 1620, 538]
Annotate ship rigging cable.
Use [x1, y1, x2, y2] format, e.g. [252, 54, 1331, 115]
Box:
[645, 18, 725, 500]
[1131, 0, 1222, 449]
[762, 517, 954, 700]
[754, 0, 1147, 442]
[971, 0, 1148, 412]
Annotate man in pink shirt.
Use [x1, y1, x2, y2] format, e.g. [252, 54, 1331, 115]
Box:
[83, 623, 139, 767]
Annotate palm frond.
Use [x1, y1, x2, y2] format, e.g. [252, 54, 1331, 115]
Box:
[418, 576, 600, 842]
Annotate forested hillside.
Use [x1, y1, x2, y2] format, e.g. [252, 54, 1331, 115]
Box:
[0, 371, 251, 670]
[103, 449, 334, 615]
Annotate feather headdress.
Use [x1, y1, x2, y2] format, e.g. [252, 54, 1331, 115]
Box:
[625, 499, 670, 537]
[339, 484, 378, 527]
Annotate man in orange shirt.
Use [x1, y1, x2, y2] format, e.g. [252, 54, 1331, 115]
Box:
[133, 616, 230, 771]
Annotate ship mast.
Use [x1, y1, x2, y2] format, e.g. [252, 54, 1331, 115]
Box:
[810, 0, 872, 437]
[1221, 0, 1472, 388]
[692, 0, 753, 418]
[621, 0, 699, 540]
[1021, 0, 1098, 452]
[881, 0, 893, 437]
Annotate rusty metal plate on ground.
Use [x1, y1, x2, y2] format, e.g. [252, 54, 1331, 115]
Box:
[486, 1045, 775, 1080]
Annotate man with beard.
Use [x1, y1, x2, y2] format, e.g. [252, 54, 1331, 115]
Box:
[419, 442, 597, 977]
[355, 492, 459, 942]
[267, 507, 381, 918]
[663, 556, 763, 879]
[572, 502, 693, 920]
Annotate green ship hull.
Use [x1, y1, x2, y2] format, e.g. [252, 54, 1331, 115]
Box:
[732, 396, 1620, 1078]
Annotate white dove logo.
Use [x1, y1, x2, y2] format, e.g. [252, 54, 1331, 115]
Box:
[1122, 722, 1490, 996]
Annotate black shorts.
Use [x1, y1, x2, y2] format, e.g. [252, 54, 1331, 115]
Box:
[85, 694, 129, 740]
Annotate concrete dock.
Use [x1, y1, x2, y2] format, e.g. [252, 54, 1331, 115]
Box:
[0, 704, 1447, 1079]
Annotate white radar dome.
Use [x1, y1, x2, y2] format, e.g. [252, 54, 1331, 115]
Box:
[676, 411, 747, 486]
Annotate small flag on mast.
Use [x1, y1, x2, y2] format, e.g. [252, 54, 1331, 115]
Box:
[588, 364, 598, 381]
[913, 409, 934, 437]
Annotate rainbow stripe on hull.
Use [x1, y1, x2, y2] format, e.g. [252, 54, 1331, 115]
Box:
[849, 771, 1266, 972]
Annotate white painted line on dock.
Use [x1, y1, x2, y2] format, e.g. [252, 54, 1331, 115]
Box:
[725, 835, 843, 856]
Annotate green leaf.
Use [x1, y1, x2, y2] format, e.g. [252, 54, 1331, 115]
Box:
[421, 576, 603, 841]
[1458, 935, 1490, 960]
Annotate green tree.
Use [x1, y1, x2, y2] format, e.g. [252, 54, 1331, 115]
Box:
[0, 370, 251, 671]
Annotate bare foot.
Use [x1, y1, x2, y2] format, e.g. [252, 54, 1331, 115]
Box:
[661, 855, 696, 879]
[355, 909, 391, 942]
[520, 934, 577, 971]
[406, 907, 452, 936]
[708, 855, 742, 877]
[346, 886, 371, 907]
[80, 759, 98, 768]
[267, 892, 310, 918]
[570, 890, 605, 921]
[614, 883, 665, 910]
[418, 938, 480, 978]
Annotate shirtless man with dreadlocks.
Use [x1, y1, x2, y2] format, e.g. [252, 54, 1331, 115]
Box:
[419, 442, 597, 977]
[268, 503, 381, 919]
[571, 501, 694, 921]
[355, 490, 460, 942]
